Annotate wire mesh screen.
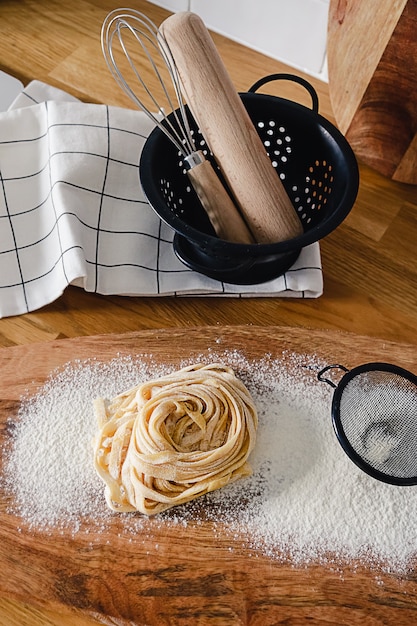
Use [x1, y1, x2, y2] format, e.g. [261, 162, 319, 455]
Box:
[337, 369, 417, 480]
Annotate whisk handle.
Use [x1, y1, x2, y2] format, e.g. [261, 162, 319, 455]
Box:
[160, 12, 303, 244]
[186, 155, 254, 244]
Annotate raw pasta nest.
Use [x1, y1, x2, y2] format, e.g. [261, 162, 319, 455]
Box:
[93, 363, 258, 515]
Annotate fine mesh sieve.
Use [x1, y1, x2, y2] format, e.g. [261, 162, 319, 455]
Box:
[318, 363, 417, 486]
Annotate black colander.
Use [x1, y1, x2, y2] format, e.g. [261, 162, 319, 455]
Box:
[139, 74, 359, 284]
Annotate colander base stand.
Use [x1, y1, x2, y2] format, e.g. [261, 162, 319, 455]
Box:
[173, 235, 301, 285]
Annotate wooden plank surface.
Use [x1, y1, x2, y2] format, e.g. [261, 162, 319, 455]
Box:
[0, 326, 417, 626]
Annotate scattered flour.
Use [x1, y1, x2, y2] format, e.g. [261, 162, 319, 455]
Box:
[2, 350, 417, 574]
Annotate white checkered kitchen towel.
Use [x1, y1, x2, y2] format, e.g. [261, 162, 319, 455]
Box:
[0, 81, 323, 318]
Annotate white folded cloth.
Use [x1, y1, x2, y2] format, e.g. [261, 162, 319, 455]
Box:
[0, 80, 323, 318]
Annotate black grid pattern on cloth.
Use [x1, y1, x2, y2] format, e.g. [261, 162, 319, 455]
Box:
[0, 84, 323, 318]
[0, 100, 173, 315]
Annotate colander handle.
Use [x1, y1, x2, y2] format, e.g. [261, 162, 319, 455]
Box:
[248, 74, 319, 114]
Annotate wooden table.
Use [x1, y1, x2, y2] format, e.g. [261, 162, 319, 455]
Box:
[0, 1, 416, 624]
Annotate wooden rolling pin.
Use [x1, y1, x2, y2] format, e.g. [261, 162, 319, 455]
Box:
[160, 11, 303, 243]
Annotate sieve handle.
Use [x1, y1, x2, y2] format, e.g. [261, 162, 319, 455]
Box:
[160, 12, 303, 244]
[317, 364, 349, 388]
[248, 74, 319, 113]
[185, 155, 254, 244]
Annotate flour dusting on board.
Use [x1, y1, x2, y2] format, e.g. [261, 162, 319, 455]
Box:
[2, 350, 417, 574]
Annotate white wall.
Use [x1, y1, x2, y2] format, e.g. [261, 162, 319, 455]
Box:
[149, 0, 330, 81]
[154, 0, 189, 9]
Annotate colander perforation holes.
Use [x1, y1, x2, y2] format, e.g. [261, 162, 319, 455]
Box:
[178, 151, 187, 176]
[160, 178, 171, 205]
[292, 160, 335, 224]
[160, 177, 186, 215]
[256, 120, 293, 179]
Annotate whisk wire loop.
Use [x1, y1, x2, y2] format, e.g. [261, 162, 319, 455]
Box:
[101, 9, 196, 157]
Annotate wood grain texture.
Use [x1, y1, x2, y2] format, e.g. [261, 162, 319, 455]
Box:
[0, 0, 416, 621]
[327, 0, 407, 133]
[0, 326, 417, 626]
[328, 0, 417, 183]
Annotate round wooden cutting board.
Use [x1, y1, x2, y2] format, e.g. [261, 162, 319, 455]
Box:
[0, 326, 417, 625]
[327, 0, 417, 184]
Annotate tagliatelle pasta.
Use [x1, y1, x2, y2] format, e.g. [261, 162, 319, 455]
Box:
[93, 363, 258, 515]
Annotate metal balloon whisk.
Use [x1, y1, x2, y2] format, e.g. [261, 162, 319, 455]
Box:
[101, 9, 253, 244]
